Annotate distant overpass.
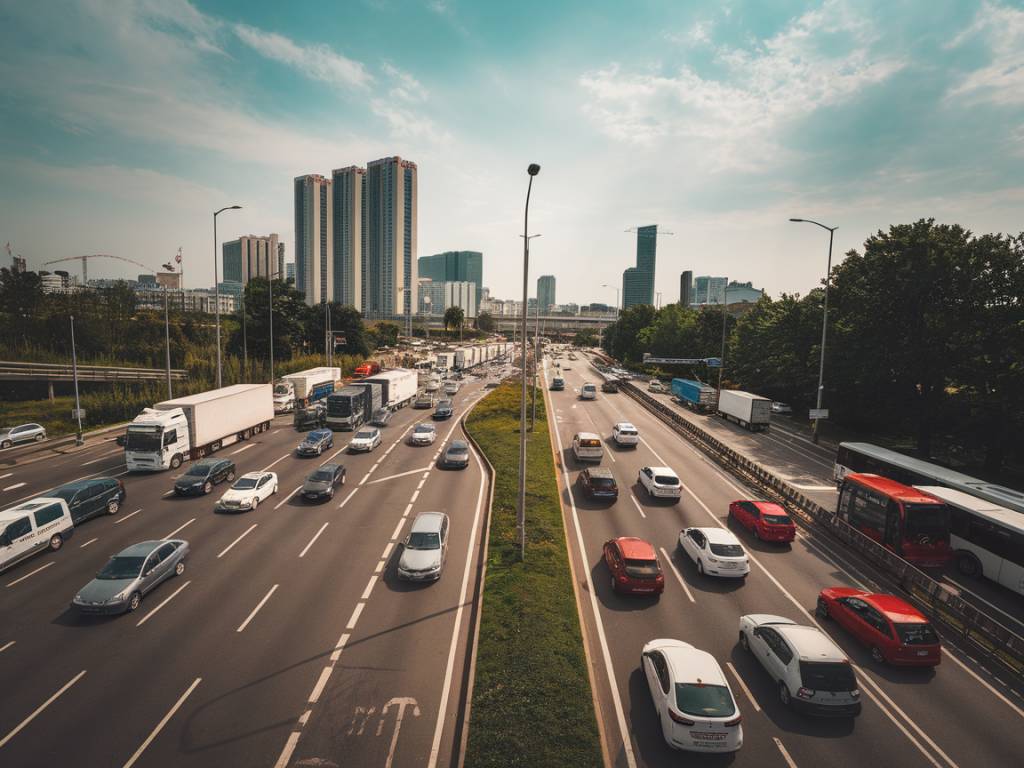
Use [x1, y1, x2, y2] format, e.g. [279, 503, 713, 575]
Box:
[490, 314, 616, 335]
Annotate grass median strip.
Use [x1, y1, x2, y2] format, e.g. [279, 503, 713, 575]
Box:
[464, 383, 602, 768]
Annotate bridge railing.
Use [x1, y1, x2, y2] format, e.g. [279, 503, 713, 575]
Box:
[0, 361, 188, 382]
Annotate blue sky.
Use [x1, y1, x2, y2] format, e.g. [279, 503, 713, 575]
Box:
[1, 0, 1022, 305]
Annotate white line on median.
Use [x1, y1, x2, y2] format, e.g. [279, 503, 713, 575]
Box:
[659, 547, 695, 603]
[725, 661, 760, 712]
[6, 562, 53, 588]
[136, 581, 192, 627]
[237, 584, 279, 632]
[163, 518, 195, 539]
[0, 670, 86, 749]
[113, 508, 143, 525]
[121, 678, 201, 768]
[217, 524, 258, 558]
[299, 523, 329, 558]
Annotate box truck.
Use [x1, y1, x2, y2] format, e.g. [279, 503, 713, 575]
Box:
[671, 379, 718, 413]
[273, 367, 340, 413]
[125, 384, 273, 471]
[717, 390, 771, 431]
[326, 384, 382, 430]
[436, 351, 456, 371]
[365, 369, 418, 409]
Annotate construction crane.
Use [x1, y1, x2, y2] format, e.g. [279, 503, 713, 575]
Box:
[42, 254, 160, 283]
[625, 225, 674, 237]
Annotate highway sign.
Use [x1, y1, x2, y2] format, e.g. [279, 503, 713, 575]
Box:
[71, 409, 86, 419]
[809, 408, 829, 420]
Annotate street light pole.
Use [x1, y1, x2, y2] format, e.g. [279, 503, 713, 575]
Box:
[602, 284, 620, 316]
[518, 163, 540, 560]
[531, 290, 541, 430]
[164, 286, 172, 399]
[70, 314, 83, 445]
[717, 281, 731, 397]
[241, 289, 248, 382]
[789, 218, 837, 444]
[213, 205, 242, 389]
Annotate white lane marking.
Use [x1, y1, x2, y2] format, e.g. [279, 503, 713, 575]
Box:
[308, 666, 333, 705]
[788, 483, 837, 491]
[81, 448, 123, 466]
[5, 562, 53, 588]
[274, 485, 302, 510]
[298, 523, 329, 558]
[360, 574, 378, 601]
[272, 429, 281, 435]
[0, 473, 11, 480]
[0, 640, 14, 654]
[381, 542, 394, 561]
[113, 508, 143, 525]
[237, 584, 279, 632]
[658, 547, 695, 604]
[262, 453, 291, 471]
[629, 494, 646, 519]
[385, 697, 420, 768]
[410, 490, 420, 503]
[773, 737, 798, 768]
[2, 482, 26, 492]
[136, 580, 192, 627]
[366, 466, 433, 485]
[403, 503, 413, 517]
[390, 518, 405, 541]
[217, 524, 258, 558]
[725, 661, 760, 712]
[79, 537, 98, 549]
[231, 443, 256, 456]
[121, 678, 201, 768]
[606, 450, 616, 463]
[330, 632, 350, 663]
[162, 490, 175, 497]
[163, 518, 195, 540]
[274, 732, 302, 768]
[337, 487, 359, 509]
[0, 670, 87, 749]
[346, 602, 365, 630]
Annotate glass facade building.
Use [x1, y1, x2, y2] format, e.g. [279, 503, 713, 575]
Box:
[418, 251, 483, 305]
[622, 224, 657, 308]
[537, 275, 556, 312]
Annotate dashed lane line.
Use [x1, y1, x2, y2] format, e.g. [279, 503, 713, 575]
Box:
[217, 524, 258, 559]
[136, 581, 192, 627]
[0, 670, 87, 750]
[658, 547, 695, 604]
[237, 585, 279, 632]
[121, 678, 201, 768]
[113, 508, 143, 525]
[298, 523, 329, 559]
[5, 562, 53, 588]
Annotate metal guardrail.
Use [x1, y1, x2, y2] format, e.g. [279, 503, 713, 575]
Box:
[0, 361, 187, 382]
[618, 380, 1024, 684]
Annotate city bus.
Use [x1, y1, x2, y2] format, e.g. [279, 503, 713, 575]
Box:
[837, 473, 952, 568]
[916, 486, 1024, 596]
[834, 442, 1024, 514]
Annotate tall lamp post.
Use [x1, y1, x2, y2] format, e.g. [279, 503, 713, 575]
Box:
[213, 204, 242, 388]
[602, 284, 621, 316]
[717, 281, 731, 396]
[789, 217, 837, 444]
[523, 235, 542, 431]
[70, 314, 84, 446]
[161, 262, 175, 400]
[518, 163, 540, 560]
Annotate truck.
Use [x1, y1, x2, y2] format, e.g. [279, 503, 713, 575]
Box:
[717, 389, 771, 431]
[325, 383, 382, 431]
[436, 351, 456, 371]
[353, 360, 381, 379]
[671, 378, 718, 413]
[273, 367, 340, 413]
[125, 384, 273, 471]
[364, 369, 418, 410]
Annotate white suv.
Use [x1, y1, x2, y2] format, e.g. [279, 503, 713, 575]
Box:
[612, 422, 639, 447]
[637, 466, 681, 501]
[738, 614, 862, 717]
[678, 527, 749, 578]
[580, 383, 597, 400]
[572, 432, 604, 462]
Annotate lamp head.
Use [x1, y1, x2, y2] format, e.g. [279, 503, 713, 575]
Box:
[789, 218, 803, 223]
[230, 205, 242, 210]
[527, 163, 540, 176]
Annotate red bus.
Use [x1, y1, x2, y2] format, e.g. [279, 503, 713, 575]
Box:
[837, 474, 952, 568]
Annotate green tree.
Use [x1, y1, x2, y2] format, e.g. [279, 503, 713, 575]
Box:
[301, 302, 371, 358]
[228, 277, 308, 363]
[373, 321, 401, 348]
[573, 329, 598, 347]
[475, 310, 496, 332]
[0, 268, 45, 351]
[444, 306, 465, 333]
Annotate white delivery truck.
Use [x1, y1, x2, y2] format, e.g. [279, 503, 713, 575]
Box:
[273, 367, 340, 412]
[125, 384, 273, 471]
[717, 390, 771, 432]
[364, 369, 419, 410]
[436, 351, 456, 371]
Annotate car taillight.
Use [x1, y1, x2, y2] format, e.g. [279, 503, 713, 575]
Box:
[796, 687, 815, 699]
[617, 573, 629, 582]
[668, 710, 694, 725]
[724, 716, 742, 726]
[851, 689, 860, 698]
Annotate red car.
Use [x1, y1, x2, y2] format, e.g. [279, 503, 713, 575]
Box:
[817, 587, 941, 666]
[603, 537, 664, 596]
[728, 500, 796, 543]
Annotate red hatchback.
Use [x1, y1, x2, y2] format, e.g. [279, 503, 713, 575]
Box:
[603, 537, 664, 596]
[728, 500, 796, 543]
[817, 587, 941, 666]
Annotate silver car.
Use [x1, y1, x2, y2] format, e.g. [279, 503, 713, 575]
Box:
[72, 539, 189, 614]
[0, 423, 46, 449]
[397, 512, 449, 581]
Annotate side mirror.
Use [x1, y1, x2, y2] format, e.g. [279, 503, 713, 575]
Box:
[403, 535, 411, 547]
[0, 534, 9, 547]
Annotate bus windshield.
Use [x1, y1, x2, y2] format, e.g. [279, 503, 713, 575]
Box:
[903, 503, 950, 540]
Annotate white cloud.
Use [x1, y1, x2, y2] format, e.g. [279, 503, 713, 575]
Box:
[233, 23, 373, 90]
[428, 0, 450, 15]
[383, 62, 429, 102]
[370, 99, 451, 144]
[664, 19, 714, 46]
[946, 1, 1024, 106]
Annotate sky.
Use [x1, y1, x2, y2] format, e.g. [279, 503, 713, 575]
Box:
[1, 0, 1022, 306]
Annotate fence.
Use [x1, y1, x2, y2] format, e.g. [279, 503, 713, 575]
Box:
[0, 361, 187, 383]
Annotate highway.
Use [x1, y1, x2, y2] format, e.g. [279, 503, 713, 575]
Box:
[0, 372, 496, 768]
[545, 350, 1024, 768]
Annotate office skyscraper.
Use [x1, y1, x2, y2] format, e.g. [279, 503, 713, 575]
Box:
[222, 234, 281, 287]
[680, 270, 692, 306]
[537, 275, 556, 311]
[622, 224, 657, 308]
[332, 165, 366, 311]
[294, 174, 332, 306]
[365, 156, 417, 318]
[418, 251, 483, 304]
[692, 275, 728, 306]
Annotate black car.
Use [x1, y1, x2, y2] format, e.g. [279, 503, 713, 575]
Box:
[441, 440, 471, 469]
[302, 463, 346, 501]
[294, 402, 327, 430]
[51, 477, 126, 523]
[433, 400, 454, 420]
[413, 394, 434, 409]
[578, 467, 618, 501]
[370, 408, 392, 427]
[297, 429, 334, 457]
[174, 458, 236, 496]
[550, 377, 566, 391]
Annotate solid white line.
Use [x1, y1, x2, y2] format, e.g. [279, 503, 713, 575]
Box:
[231, 443, 256, 456]
[789, 483, 837, 491]
[629, 494, 646, 519]
[0, 640, 13, 654]
[113, 508, 143, 525]
[0, 670, 86, 749]
[2, 482, 26, 492]
[79, 537, 98, 549]
[773, 737, 798, 768]
[658, 547, 695, 603]
[121, 677, 201, 768]
[262, 453, 291, 471]
[163, 518, 195, 540]
[390, 518, 405, 541]
[81, 448, 122, 466]
[0, 473, 11, 480]
[366, 465, 432, 485]
[725, 661, 760, 712]
[136, 581, 191, 627]
[338, 487, 359, 509]
[237, 584, 279, 632]
[346, 602, 365, 630]
[361, 574, 378, 601]
[5, 562, 53, 587]
[308, 666, 333, 704]
[217, 523, 258, 558]
[273, 485, 302, 510]
[298, 522, 329, 558]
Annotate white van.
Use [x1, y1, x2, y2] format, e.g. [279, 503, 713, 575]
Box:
[0, 497, 75, 573]
[572, 432, 604, 462]
[580, 383, 597, 400]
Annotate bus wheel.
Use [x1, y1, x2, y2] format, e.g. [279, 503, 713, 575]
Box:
[956, 553, 982, 578]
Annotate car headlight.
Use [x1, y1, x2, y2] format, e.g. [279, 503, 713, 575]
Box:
[112, 588, 132, 602]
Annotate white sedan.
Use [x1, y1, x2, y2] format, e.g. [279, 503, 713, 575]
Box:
[410, 423, 437, 446]
[215, 471, 278, 512]
[637, 466, 682, 501]
[349, 427, 383, 453]
[678, 527, 750, 578]
[612, 422, 639, 447]
[641, 639, 743, 753]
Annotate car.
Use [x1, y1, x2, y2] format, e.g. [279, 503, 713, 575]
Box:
[425, 379, 440, 393]
[739, 614, 861, 717]
[605, 537, 663, 594]
[771, 401, 793, 415]
[641, 639, 743, 752]
[297, 429, 334, 457]
[410, 423, 437, 446]
[444, 381, 460, 396]
[52, 477, 127, 522]
[728, 500, 796, 543]
[550, 376, 566, 391]
[71, 539, 189, 614]
[441, 440, 471, 469]
[816, 588, 942, 666]
[601, 379, 620, 393]
[433, 400, 454, 420]
[413, 394, 435, 409]
[349, 427, 383, 452]
[485, 381, 500, 389]
[215, 471, 278, 512]
[580, 383, 597, 400]
[0, 498, 75, 572]
[678, 527, 750, 578]
[173, 458, 235, 497]
[572, 432, 604, 462]
[370, 408, 393, 427]
[302, 463, 346, 501]
[579, 467, 618, 500]
[397, 512, 449, 581]
[562, 365, 571, 370]
[648, 380, 666, 393]
[293, 402, 327, 430]
[638, 466, 681, 501]
[612, 422, 639, 447]
[0, 423, 46, 449]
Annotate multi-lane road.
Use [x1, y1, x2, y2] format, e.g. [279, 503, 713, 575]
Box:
[0, 373, 495, 768]
[546, 350, 1024, 768]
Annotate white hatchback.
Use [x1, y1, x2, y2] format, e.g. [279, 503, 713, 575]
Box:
[349, 427, 383, 453]
[612, 422, 639, 447]
[678, 527, 750, 578]
[410, 423, 437, 446]
[638, 466, 681, 501]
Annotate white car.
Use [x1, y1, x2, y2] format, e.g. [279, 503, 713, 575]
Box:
[641, 639, 743, 753]
[770, 402, 793, 415]
[444, 381, 460, 396]
[637, 466, 681, 501]
[410, 423, 437, 446]
[580, 383, 597, 400]
[397, 512, 449, 581]
[215, 471, 278, 512]
[349, 427, 383, 453]
[425, 379, 440, 392]
[678, 527, 750, 578]
[648, 380, 665, 393]
[612, 422, 639, 447]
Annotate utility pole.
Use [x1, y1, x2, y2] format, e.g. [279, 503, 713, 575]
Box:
[518, 163, 540, 561]
[70, 315, 83, 446]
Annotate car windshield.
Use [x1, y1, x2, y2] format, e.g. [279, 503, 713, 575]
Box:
[896, 622, 939, 645]
[415, 425, 434, 433]
[675, 683, 735, 718]
[764, 514, 792, 525]
[407, 531, 441, 549]
[654, 475, 679, 485]
[310, 470, 334, 482]
[618, 428, 637, 435]
[709, 543, 745, 557]
[355, 431, 376, 440]
[232, 477, 259, 490]
[97, 555, 146, 580]
[590, 477, 616, 488]
[903, 504, 950, 538]
[185, 464, 213, 476]
[374, 410, 388, 419]
[449, 441, 468, 451]
[799, 661, 857, 692]
[624, 559, 659, 578]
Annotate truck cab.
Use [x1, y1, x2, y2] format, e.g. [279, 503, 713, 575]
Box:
[125, 408, 190, 471]
[273, 381, 295, 413]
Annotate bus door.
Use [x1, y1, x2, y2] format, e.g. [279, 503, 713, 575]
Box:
[885, 500, 902, 553]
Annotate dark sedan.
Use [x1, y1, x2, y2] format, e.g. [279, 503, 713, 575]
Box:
[173, 458, 236, 496]
[370, 408, 392, 427]
[297, 429, 334, 457]
[578, 467, 619, 501]
[441, 440, 471, 469]
[52, 477, 126, 523]
[302, 463, 346, 501]
[72, 539, 189, 615]
[433, 400, 454, 420]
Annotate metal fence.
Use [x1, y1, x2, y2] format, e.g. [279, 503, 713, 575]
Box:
[0, 361, 187, 383]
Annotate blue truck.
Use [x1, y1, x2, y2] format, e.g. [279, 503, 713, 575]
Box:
[671, 378, 717, 413]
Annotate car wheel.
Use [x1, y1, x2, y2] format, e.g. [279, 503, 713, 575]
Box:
[697, 560, 705, 576]
[816, 597, 830, 619]
[227, 471, 236, 482]
[204, 481, 213, 495]
[779, 683, 792, 707]
[871, 646, 886, 664]
[49, 533, 64, 551]
[0, 440, 10, 449]
[170, 454, 183, 469]
[328, 489, 335, 500]
[273, 484, 278, 495]
[35, 433, 45, 442]
[127, 592, 142, 612]
[174, 561, 186, 576]
[739, 631, 750, 652]
[956, 553, 982, 578]
[753, 526, 761, 540]
[107, 499, 120, 515]
[250, 497, 259, 510]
